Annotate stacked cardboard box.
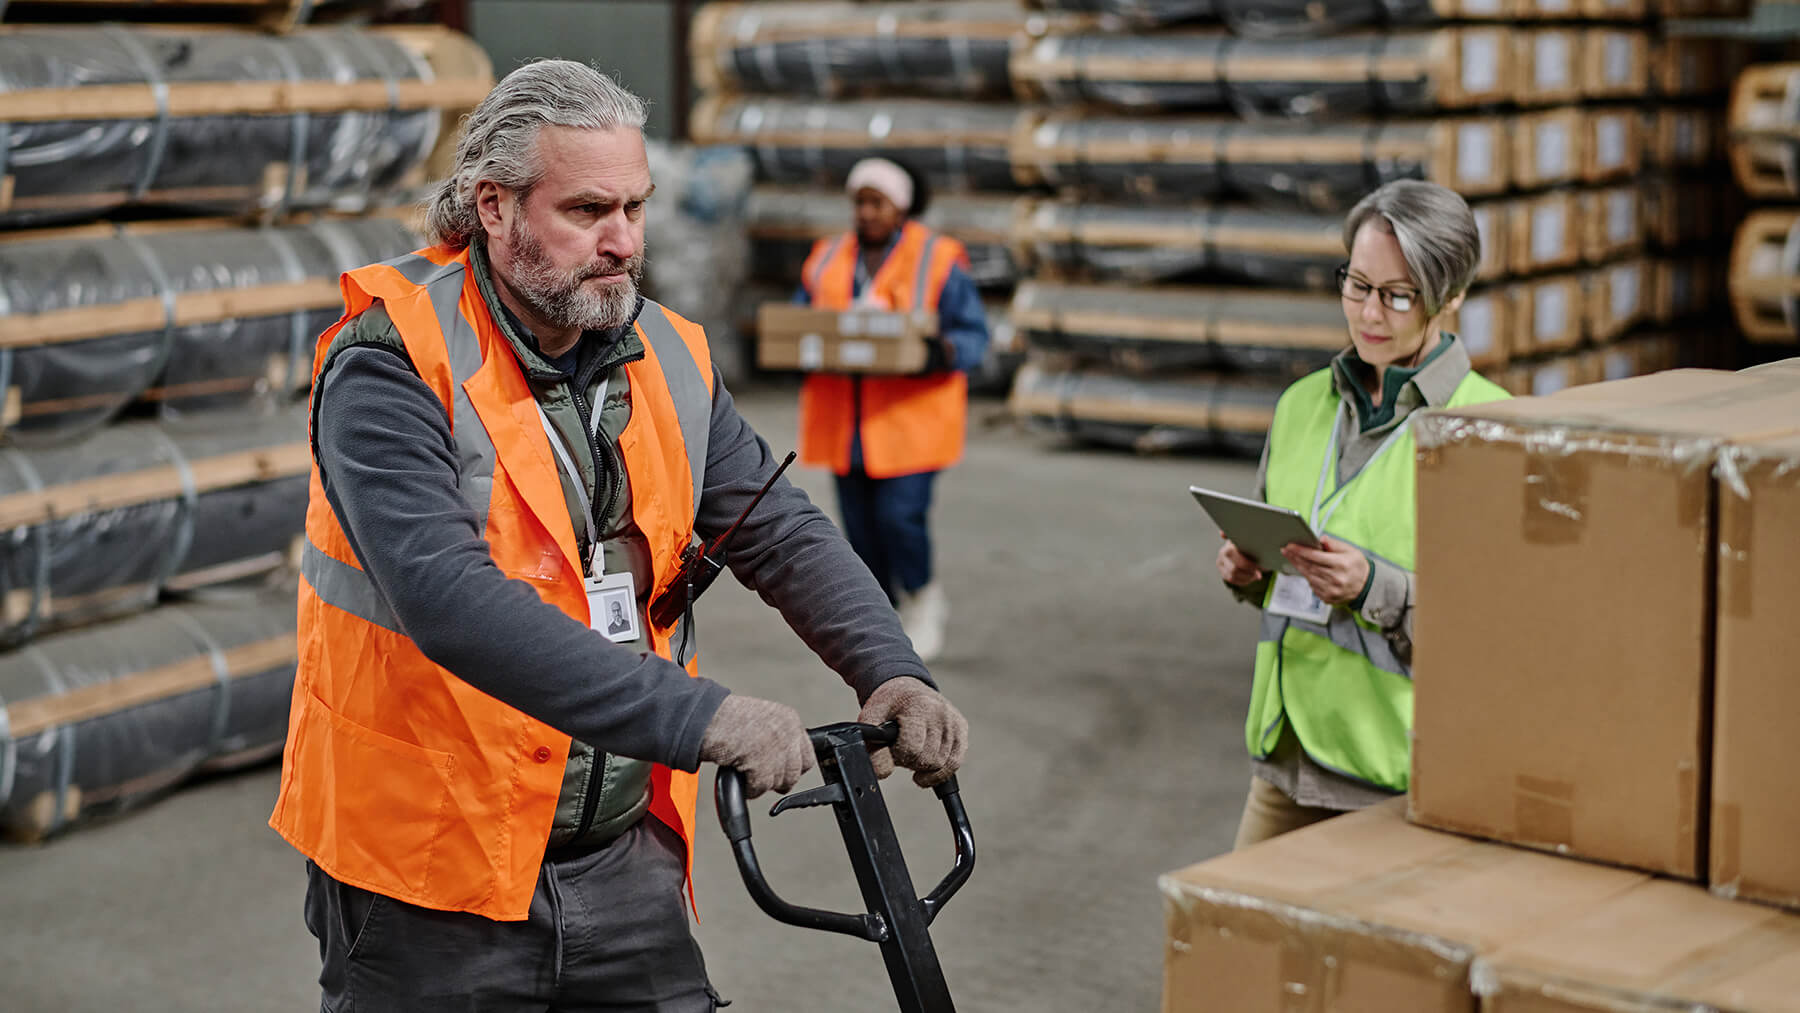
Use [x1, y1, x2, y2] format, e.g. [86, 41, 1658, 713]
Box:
[1730, 62, 1800, 363]
[1164, 362, 1800, 1010]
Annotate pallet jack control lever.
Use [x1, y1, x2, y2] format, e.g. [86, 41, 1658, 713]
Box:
[715, 720, 976, 1013]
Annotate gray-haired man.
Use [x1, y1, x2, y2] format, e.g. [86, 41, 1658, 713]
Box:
[277, 59, 967, 1012]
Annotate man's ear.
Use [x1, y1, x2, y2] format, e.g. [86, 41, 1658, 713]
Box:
[476, 181, 510, 243]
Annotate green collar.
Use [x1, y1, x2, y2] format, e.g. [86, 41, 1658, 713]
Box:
[1338, 334, 1453, 433]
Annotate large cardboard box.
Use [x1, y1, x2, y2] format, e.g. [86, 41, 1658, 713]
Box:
[755, 303, 934, 374]
[1410, 369, 1800, 880]
[1160, 800, 1646, 1013]
[1711, 427, 1800, 911]
[1474, 879, 1800, 1011]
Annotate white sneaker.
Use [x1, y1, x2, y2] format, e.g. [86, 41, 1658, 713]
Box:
[897, 582, 948, 663]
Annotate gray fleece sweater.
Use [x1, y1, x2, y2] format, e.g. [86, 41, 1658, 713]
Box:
[312, 310, 931, 777]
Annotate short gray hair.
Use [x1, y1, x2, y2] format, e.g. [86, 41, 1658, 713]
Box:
[1341, 180, 1481, 318]
[425, 59, 648, 249]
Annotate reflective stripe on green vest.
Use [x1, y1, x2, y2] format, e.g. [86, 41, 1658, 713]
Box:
[1244, 365, 1510, 791]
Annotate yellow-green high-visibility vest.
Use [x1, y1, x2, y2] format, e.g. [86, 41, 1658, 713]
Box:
[1245, 365, 1510, 791]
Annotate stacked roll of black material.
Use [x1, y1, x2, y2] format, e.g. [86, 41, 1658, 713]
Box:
[0, 215, 418, 443]
[0, 25, 490, 228]
[0, 588, 299, 842]
[0, 12, 493, 841]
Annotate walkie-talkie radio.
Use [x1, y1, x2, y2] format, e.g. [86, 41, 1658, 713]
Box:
[649, 450, 797, 632]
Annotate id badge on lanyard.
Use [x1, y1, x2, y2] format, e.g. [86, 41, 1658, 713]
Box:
[535, 381, 640, 645]
[1267, 404, 1414, 625]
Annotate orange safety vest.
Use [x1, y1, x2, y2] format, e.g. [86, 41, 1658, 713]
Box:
[269, 245, 716, 922]
[797, 221, 970, 479]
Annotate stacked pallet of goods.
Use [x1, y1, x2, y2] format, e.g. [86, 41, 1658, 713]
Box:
[1002, 0, 1750, 455]
[0, 0, 492, 840]
[688, 0, 1082, 394]
[1727, 55, 1800, 360]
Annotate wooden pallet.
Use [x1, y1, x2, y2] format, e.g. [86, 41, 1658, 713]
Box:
[1006, 357, 1281, 456]
[0, 440, 311, 532]
[1729, 209, 1800, 343]
[0, 24, 490, 220]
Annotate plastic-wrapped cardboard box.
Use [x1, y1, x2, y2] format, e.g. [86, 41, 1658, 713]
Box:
[755, 303, 934, 374]
[1409, 369, 1800, 880]
[1712, 425, 1800, 911]
[1160, 800, 1645, 1013]
[1473, 879, 1800, 1011]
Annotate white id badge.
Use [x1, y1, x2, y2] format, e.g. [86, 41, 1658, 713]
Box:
[585, 570, 641, 644]
[1268, 573, 1332, 625]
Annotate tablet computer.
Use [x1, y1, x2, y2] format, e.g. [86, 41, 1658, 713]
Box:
[1189, 486, 1319, 575]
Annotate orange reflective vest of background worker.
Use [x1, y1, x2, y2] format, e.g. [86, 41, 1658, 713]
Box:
[796, 219, 976, 479]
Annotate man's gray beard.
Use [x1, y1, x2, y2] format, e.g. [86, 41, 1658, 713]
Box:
[506, 218, 644, 333]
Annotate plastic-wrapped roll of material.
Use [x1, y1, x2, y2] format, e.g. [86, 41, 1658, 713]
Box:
[1013, 111, 1511, 211]
[0, 214, 420, 443]
[1010, 279, 1346, 375]
[0, 25, 491, 228]
[0, 406, 309, 648]
[692, 1, 1079, 100]
[1014, 200, 1344, 289]
[690, 95, 1023, 193]
[0, 589, 298, 842]
[1007, 356, 1282, 457]
[1012, 28, 1514, 116]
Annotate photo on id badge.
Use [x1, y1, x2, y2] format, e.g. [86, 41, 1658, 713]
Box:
[599, 586, 638, 642]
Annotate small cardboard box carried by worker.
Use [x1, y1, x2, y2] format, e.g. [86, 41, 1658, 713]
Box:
[756, 303, 936, 375]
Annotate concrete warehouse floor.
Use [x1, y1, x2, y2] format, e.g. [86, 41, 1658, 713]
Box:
[0, 386, 1265, 1013]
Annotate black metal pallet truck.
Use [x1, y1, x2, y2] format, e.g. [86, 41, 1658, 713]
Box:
[715, 720, 977, 1013]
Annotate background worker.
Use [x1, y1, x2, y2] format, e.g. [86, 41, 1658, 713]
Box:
[272, 60, 967, 1012]
[793, 157, 990, 663]
[1215, 180, 1510, 850]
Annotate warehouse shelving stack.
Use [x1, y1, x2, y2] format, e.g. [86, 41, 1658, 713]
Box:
[0, 0, 490, 841]
[999, 0, 1751, 457]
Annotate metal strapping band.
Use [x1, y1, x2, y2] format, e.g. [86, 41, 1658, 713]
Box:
[873, 14, 903, 85]
[376, 27, 441, 171]
[300, 540, 400, 633]
[104, 26, 173, 201]
[1365, 34, 1392, 118]
[0, 686, 14, 810]
[163, 607, 233, 751]
[293, 0, 316, 24]
[337, 28, 402, 112]
[752, 42, 785, 91]
[147, 429, 199, 591]
[947, 33, 976, 86]
[3, 448, 51, 641]
[804, 36, 831, 93]
[116, 230, 181, 414]
[23, 646, 75, 836]
[308, 218, 370, 276]
[262, 226, 314, 393]
[268, 36, 311, 213]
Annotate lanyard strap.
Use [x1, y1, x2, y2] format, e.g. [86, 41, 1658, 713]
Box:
[1309, 401, 1416, 534]
[534, 375, 610, 573]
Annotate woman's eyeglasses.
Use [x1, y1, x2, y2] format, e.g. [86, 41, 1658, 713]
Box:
[1336, 266, 1418, 314]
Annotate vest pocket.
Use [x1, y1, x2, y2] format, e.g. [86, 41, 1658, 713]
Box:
[292, 691, 458, 900]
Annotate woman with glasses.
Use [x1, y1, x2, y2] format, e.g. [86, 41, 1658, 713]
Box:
[1215, 179, 1511, 849]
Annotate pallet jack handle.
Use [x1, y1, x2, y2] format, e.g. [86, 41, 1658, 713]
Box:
[715, 721, 976, 1012]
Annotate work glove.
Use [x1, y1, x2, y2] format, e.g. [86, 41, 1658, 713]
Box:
[856, 676, 968, 788]
[699, 694, 814, 799]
